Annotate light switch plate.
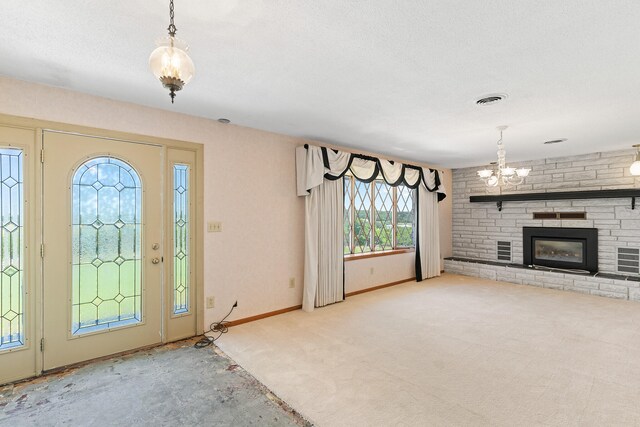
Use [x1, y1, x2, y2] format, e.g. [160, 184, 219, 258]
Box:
[207, 222, 222, 232]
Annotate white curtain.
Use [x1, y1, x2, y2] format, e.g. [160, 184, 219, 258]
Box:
[296, 144, 446, 311]
[303, 179, 344, 312]
[415, 168, 446, 280]
[416, 185, 441, 280]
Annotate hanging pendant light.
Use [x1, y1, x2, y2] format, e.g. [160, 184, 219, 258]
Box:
[477, 126, 531, 189]
[149, 0, 195, 103]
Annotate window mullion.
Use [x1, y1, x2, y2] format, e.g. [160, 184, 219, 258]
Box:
[350, 176, 356, 254]
[393, 186, 398, 249]
[370, 181, 375, 252]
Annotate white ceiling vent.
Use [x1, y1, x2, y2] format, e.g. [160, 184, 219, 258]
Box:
[544, 138, 567, 145]
[476, 94, 508, 106]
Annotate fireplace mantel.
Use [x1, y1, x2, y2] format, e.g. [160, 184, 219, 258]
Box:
[470, 189, 640, 211]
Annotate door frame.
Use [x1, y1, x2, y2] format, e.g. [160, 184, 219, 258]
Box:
[0, 113, 204, 380]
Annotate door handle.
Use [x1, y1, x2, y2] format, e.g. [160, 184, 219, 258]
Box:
[152, 257, 161, 264]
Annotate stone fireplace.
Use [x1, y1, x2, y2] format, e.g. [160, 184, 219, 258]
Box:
[444, 148, 640, 302]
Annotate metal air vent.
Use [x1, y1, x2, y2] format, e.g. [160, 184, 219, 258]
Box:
[618, 247, 639, 275]
[497, 241, 512, 262]
[533, 212, 586, 220]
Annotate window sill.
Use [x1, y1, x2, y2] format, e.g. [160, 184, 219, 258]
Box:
[344, 248, 415, 262]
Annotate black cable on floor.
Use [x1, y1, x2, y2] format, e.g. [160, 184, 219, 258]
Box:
[194, 302, 237, 349]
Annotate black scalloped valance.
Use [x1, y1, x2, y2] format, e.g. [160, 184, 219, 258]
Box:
[296, 144, 446, 201]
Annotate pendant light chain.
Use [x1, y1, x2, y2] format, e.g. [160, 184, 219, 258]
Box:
[167, 0, 177, 37]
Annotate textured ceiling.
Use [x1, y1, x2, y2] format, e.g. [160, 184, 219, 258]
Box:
[2, 1, 640, 168]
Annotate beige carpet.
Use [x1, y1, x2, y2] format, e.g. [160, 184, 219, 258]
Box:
[217, 273, 640, 426]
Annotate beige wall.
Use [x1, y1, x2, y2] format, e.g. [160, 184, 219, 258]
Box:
[0, 76, 452, 326]
[345, 253, 415, 294]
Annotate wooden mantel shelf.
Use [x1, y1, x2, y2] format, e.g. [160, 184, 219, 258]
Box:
[469, 189, 640, 211]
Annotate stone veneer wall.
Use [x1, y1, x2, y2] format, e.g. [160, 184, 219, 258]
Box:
[451, 148, 640, 275]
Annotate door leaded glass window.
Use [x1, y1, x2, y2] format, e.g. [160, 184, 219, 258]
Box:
[173, 164, 189, 314]
[71, 157, 142, 334]
[0, 148, 24, 350]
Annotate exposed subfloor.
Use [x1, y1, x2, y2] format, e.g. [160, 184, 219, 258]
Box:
[218, 273, 640, 426]
[0, 339, 310, 427]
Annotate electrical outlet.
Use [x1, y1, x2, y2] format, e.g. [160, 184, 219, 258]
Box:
[206, 296, 215, 309]
[289, 277, 295, 288]
[369, 267, 374, 275]
[207, 222, 222, 232]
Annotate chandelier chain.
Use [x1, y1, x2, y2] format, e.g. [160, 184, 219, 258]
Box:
[168, 0, 177, 37]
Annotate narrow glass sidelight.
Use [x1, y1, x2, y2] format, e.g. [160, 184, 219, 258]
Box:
[173, 164, 189, 314]
[71, 157, 142, 334]
[0, 149, 24, 350]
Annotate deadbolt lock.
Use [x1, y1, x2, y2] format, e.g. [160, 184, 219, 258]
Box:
[152, 243, 160, 250]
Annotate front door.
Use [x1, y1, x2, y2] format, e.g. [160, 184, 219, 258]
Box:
[42, 131, 163, 370]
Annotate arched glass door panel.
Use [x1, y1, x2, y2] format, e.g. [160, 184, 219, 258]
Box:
[71, 157, 142, 335]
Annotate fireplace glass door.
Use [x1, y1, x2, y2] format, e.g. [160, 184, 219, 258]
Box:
[534, 239, 584, 264]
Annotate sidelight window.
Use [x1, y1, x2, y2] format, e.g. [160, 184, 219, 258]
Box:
[0, 149, 24, 350]
[173, 164, 190, 314]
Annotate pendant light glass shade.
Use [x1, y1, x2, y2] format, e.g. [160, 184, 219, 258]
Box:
[149, 37, 195, 103]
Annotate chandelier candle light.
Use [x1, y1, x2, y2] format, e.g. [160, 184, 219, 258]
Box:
[477, 126, 531, 189]
[149, 0, 195, 103]
[631, 145, 640, 176]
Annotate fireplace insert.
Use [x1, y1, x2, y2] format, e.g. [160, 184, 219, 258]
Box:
[523, 227, 598, 272]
